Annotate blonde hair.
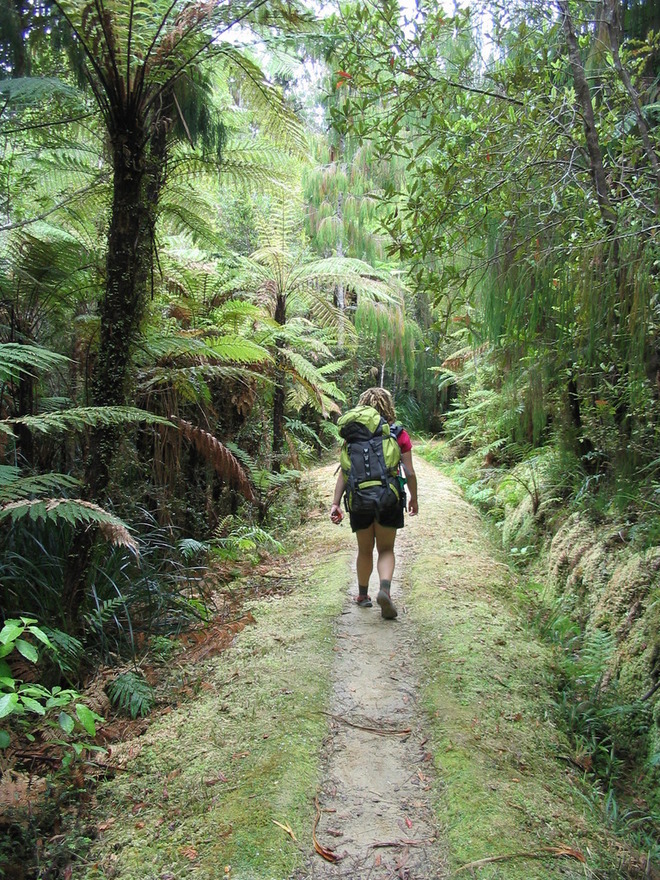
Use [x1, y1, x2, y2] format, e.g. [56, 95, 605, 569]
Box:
[358, 387, 396, 423]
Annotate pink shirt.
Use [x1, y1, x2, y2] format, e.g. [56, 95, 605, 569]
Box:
[396, 428, 412, 453]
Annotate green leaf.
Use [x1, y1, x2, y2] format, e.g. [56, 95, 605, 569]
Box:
[75, 703, 97, 736]
[20, 697, 46, 715]
[0, 659, 12, 678]
[0, 730, 10, 748]
[15, 639, 39, 663]
[27, 626, 53, 648]
[0, 623, 22, 645]
[58, 712, 75, 735]
[0, 693, 19, 718]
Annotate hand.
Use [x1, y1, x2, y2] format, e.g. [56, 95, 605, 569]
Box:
[330, 504, 344, 524]
[408, 497, 418, 516]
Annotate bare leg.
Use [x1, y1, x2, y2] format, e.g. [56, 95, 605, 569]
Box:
[374, 523, 396, 582]
[375, 523, 398, 619]
[355, 524, 375, 590]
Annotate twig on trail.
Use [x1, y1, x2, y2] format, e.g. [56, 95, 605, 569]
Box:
[272, 819, 297, 841]
[321, 711, 412, 737]
[313, 796, 341, 863]
[453, 845, 586, 873]
[371, 839, 434, 848]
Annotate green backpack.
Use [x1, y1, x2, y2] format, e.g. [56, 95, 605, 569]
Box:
[338, 405, 402, 516]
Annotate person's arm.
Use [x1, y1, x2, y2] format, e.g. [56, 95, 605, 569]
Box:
[400, 450, 418, 515]
[330, 471, 346, 523]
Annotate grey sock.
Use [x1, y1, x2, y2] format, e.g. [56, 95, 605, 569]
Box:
[379, 579, 391, 595]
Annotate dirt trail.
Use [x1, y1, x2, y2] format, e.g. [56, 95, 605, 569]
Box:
[84, 456, 620, 880]
[303, 462, 447, 879]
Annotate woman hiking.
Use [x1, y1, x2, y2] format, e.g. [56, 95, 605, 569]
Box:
[330, 387, 418, 620]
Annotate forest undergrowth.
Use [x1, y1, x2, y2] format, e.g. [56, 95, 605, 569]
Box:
[415, 438, 660, 873]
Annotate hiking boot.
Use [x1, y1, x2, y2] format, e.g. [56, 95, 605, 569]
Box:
[376, 589, 397, 620]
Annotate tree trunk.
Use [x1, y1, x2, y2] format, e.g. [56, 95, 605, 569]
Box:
[86, 122, 159, 498]
[559, 1, 616, 230]
[69, 120, 160, 628]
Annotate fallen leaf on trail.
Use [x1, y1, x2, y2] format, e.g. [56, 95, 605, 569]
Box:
[162, 785, 169, 801]
[326, 829, 343, 837]
[263, 733, 270, 739]
[135, 821, 145, 829]
[272, 819, 297, 841]
[232, 752, 250, 759]
[512, 712, 523, 722]
[98, 820, 116, 832]
[374, 853, 382, 866]
[205, 771, 228, 785]
[180, 845, 198, 861]
[405, 817, 413, 829]
[313, 796, 340, 863]
[131, 802, 147, 814]
[314, 839, 339, 862]
[166, 769, 181, 781]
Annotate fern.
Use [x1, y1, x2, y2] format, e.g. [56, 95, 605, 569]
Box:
[107, 672, 155, 719]
[9, 406, 170, 435]
[0, 342, 70, 381]
[212, 522, 283, 557]
[178, 537, 210, 560]
[284, 417, 323, 448]
[0, 466, 79, 503]
[0, 499, 138, 553]
[172, 417, 256, 502]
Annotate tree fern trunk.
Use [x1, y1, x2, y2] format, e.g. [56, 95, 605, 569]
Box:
[87, 121, 163, 497]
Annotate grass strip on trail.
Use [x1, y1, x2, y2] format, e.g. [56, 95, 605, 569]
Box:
[85, 490, 349, 880]
[409, 450, 622, 880]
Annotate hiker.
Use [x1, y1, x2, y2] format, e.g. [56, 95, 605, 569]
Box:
[330, 387, 418, 620]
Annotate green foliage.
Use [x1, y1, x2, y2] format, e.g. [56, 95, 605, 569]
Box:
[530, 590, 659, 850]
[106, 672, 155, 719]
[0, 617, 102, 747]
[212, 515, 283, 561]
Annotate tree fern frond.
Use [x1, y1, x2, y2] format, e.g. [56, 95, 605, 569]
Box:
[172, 417, 256, 502]
[0, 343, 70, 381]
[0, 466, 79, 503]
[0, 499, 138, 553]
[0, 77, 81, 106]
[10, 406, 171, 434]
[284, 417, 323, 447]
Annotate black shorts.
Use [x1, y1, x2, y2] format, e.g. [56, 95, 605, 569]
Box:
[349, 500, 405, 533]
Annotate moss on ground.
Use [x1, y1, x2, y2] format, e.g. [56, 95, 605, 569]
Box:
[405, 459, 624, 879]
[85, 469, 350, 880]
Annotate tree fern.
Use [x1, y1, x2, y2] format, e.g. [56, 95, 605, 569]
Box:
[8, 406, 170, 435]
[172, 417, 256, 502]
[0, 343, 70, 382]
[0, 499, 138, 553]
